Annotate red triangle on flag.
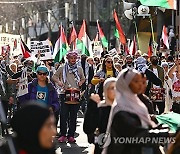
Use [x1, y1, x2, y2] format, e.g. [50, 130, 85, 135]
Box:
[69, 25, 77, 45]
[20, 39, 31, 58]
[78, 20, 86, 40]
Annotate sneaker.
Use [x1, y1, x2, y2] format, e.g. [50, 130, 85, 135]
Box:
[58, 136, 67, 143]
[68, 137, 76, 143]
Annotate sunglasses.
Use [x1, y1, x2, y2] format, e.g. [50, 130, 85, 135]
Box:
[106, 61, 113, 64]
[37, 72, 48, 76]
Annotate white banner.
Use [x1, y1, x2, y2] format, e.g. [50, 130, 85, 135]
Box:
[17, 68, 28, 97]
[30, 40, 52, 60]
[0, 33, 22, 56]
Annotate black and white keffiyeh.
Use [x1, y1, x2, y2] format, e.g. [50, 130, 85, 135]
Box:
[63, 62, 80, 84]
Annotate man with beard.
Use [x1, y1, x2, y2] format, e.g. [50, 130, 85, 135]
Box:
[122, 55, 134, 69]
[148, 56, 165, 114]
[52, 50, 85, 143]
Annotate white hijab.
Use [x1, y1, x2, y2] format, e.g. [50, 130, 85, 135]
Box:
[98, 77, 117, 107]
[102, 68, 156, 154]
[106, 68, 156, 137]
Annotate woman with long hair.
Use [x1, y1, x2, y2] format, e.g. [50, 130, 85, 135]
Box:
[91, 57, 118, 100]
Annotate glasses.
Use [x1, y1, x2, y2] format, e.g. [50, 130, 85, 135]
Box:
[37, 72, 48, 76]
[106, 61, 113, 64]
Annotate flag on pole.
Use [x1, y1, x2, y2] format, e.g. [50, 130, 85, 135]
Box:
[77, 20, 93, 57]
[139, 0, 177, 10]
[113, 10, 126, 45]
[69, 24, 77, 50]
[94, 33, 99, 42]
[53, 25, 69, 62]
[162, 26, 169, 49]
[47, 38, 53, 54]
[20, 39, 31, 58]
[97, 20, 108, 48]
[130, 36, 137, 55]
[148, 36, 153, 57]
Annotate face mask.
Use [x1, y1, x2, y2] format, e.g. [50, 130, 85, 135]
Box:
[151, 59, 158, 66]
[48, 62, 54, 67]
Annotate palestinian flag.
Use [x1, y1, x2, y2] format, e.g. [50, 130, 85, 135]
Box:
[139, 0, 177, 10]
[97, 20, 108, 48]
[130, 36, 137, 55]
[77, 20, 93, 57]
[20, 39, 31, 58]
[148, 35, 153, 57]
[53, 25, 69, 62]
[113, 10, 126, 45]
[69, 24, 77, 50]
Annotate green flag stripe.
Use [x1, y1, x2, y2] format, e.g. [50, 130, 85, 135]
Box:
[114, 28, 119, 38]
[77, 39, 90, 56]
[54, 43, 68, 62]
[101, 36, 108, 48]
[139, 0, 171, 9]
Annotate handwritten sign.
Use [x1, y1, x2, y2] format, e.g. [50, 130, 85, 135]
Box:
[30, 40, 52, 60]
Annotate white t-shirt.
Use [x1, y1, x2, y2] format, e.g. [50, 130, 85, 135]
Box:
[152, 68, 160, 88]
[172, 73, 180, 98]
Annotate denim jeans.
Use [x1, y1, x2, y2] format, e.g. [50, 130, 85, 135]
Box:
[59, 94, 80, 137]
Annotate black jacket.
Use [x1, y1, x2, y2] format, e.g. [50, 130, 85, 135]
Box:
[106, 111, 168, 154]
[138, 94, 154, 114]
[83, 99, 111, 142]
[145, 69, 162, 96]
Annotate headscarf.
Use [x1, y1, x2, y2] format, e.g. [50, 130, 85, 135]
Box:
[135, 57, 148, 73]
[161, 62, 169, 68]
[98, 77, 117, 107]
[11, 103, 54, 154]
[106, 68, 156, 135]
[66, 50, 78, 59]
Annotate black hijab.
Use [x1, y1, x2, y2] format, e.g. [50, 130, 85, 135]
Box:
[11, 103, 55, 154]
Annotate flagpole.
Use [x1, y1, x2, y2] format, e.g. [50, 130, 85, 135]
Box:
[149, 16, 156, 56]
[133, 21, 140, 50]
[72, 21, 76, 50]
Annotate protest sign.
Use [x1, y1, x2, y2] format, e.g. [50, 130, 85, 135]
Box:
[17, 68, 28, 97]
[30, 40, 52, 60]
[108, 48, 118, 57]
[0, 33, 22, 56]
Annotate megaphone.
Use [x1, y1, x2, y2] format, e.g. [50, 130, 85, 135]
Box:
[138, 5, 150, 15]
[124, 9, 133, 20]
[123, 0, 135, 11]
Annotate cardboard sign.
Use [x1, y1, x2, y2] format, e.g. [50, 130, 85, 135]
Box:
[17, 68, 28, 97]
[108, 48, 118, 57]
[30, 40, 53, 60]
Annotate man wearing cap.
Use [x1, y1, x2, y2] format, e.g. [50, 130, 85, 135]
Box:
[52, 50, 85, 143]
[18, 65, 59, 113]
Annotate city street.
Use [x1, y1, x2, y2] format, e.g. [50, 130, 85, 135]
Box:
[55, 111, 94, 154]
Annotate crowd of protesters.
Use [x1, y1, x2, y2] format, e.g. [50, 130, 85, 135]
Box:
[0, 48, 180, 154]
